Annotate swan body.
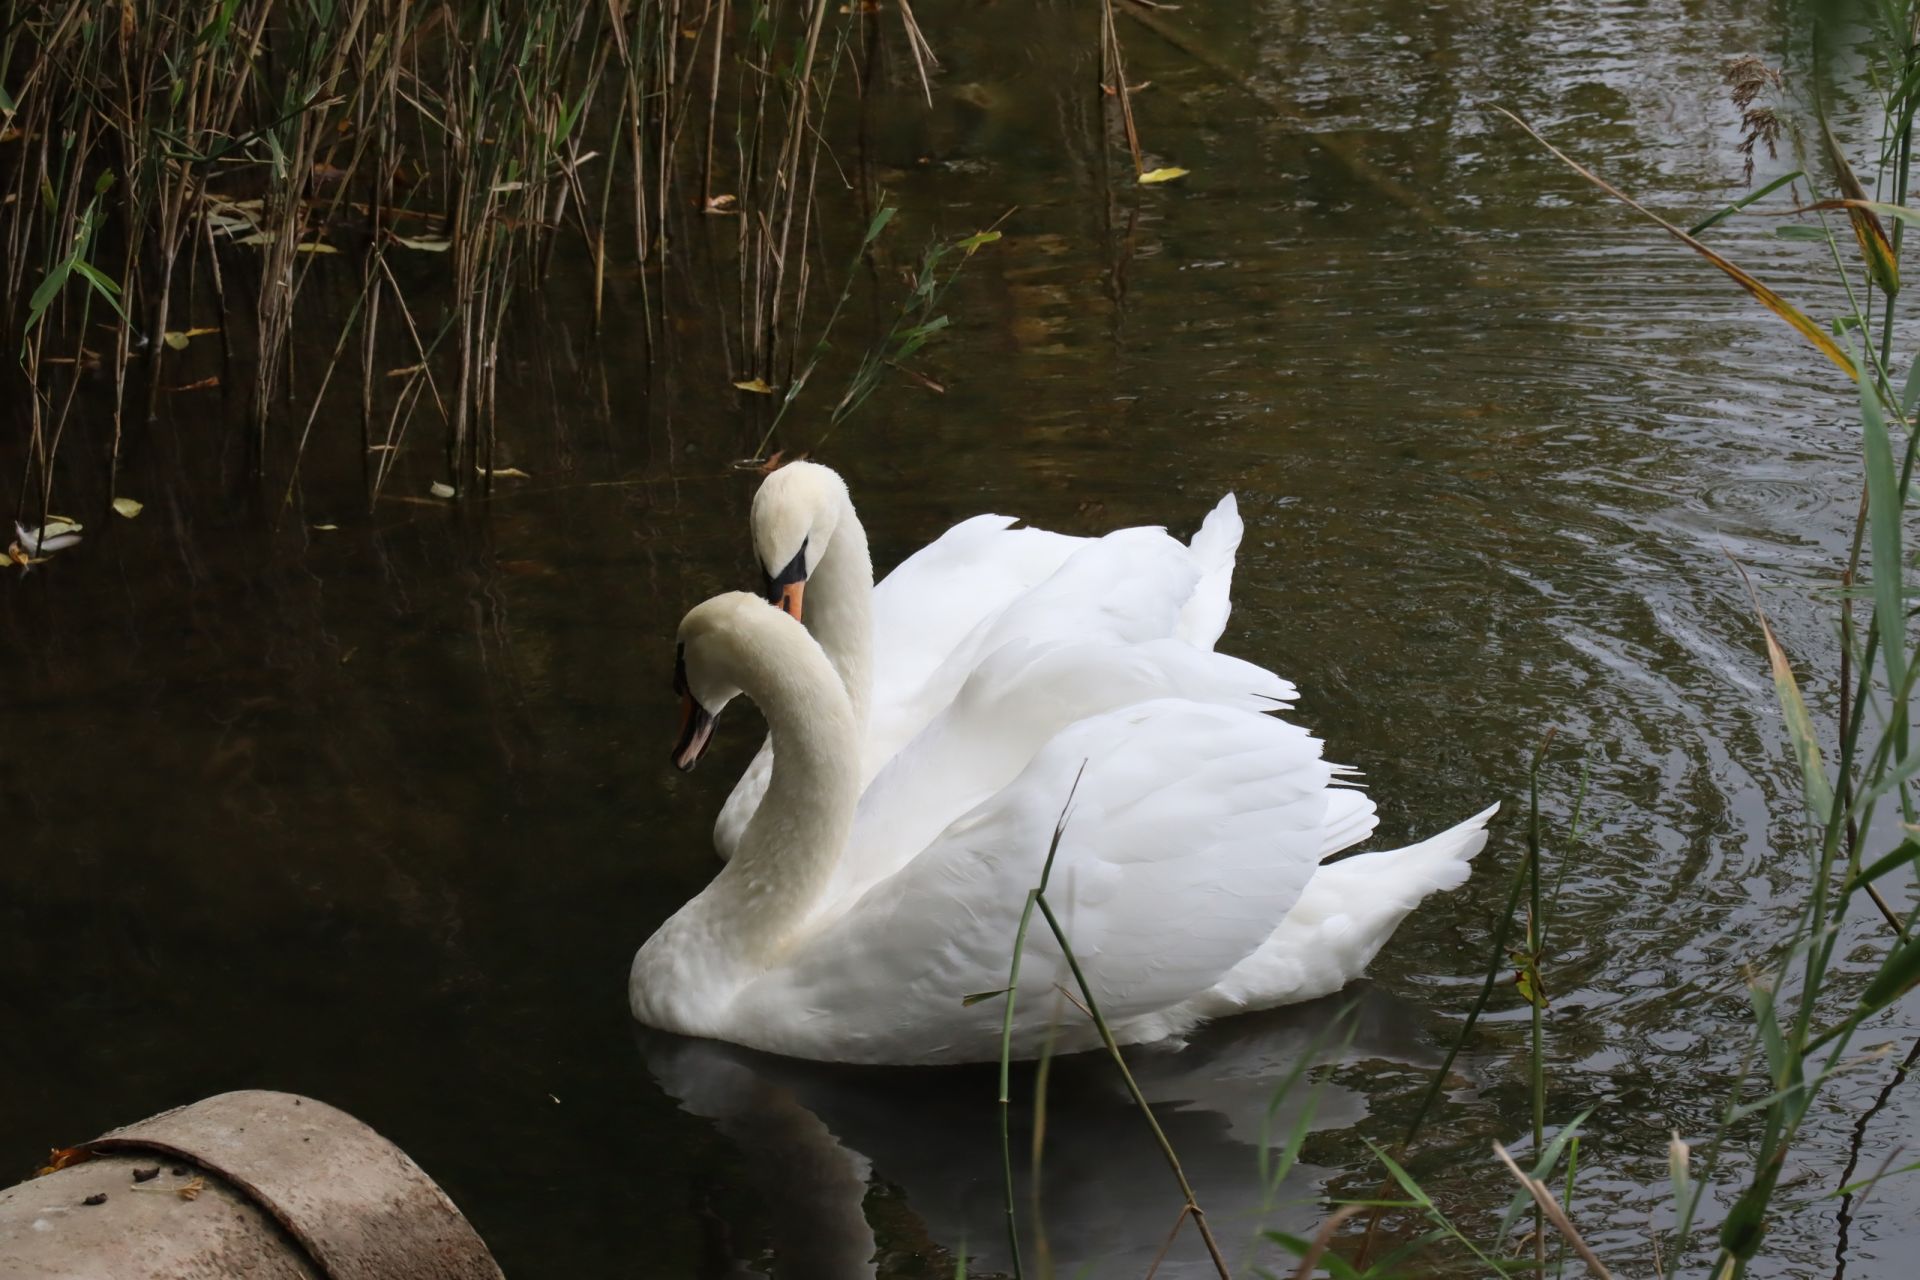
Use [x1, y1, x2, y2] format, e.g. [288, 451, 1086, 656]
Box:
[635, 593, 1495, 1066]
[715, 463, 1244, 859]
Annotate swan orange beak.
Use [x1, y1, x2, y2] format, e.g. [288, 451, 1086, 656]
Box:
[773, 579, 805, 621]
[763, 542, 809, 621]
[672, 693, 716, 771]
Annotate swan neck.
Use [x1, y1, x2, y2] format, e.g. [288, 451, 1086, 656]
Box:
[808, 492, 874, 729]
[700, 631, 860, 966]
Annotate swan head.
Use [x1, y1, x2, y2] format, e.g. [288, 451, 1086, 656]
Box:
[750, 461, 849, 622]
[673, 591, 813, 771]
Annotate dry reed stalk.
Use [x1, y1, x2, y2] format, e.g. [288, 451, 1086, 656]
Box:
[1492, 1142, 1614, 1280]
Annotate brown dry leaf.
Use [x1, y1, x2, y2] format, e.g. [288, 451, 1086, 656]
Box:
[896, 365, 945, 394]
[704, 193, 738, 215]
[0, 128, 22, 144]
[732, 377, 775, 394]
[477, 466, 531, 479]
[293, 241, 338, 254]
[171, 376, 220, 391]
[111, 497, 143, 519]
[1494, 106, 1858, 383]
[385, 363, 426, 378]
[1138, 167, 1190, 185]
[177, 1177, 205, 1201]
[1822, 122, 1899, 295]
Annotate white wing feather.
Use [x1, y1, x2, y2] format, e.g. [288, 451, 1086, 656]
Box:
[823, 637, 1302, 906]
[726, 700, 1335, 1065]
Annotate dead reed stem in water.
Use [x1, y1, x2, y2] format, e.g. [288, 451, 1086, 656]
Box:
[2, 0, 898, 514]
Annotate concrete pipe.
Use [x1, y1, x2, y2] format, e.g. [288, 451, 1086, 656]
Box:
[0, 1090, 504, 1279]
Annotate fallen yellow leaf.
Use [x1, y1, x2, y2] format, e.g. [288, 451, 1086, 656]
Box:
[732, 378, 775, 394]
[162, 326, 220, 351]
[1138, 167, 1190, 185]
[111, 497, 143, 518]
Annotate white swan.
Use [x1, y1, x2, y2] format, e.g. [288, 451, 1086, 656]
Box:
[715, 461, 1243, 859]
[633, 592, 1495, 1065]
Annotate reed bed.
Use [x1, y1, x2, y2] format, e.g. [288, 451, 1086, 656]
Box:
[0, 0, 980, 530]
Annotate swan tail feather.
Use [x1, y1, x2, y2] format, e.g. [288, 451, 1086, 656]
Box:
[1190, 803, 1498, 1017]
[1177, 494, 1241, 651]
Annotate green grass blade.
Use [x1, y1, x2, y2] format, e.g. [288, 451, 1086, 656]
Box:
[1859, 934, 1920, 1012]
[1688, 169, 1804, 236]
[1847, 838, 1920, 891]
[1861, 375, 1909, 702]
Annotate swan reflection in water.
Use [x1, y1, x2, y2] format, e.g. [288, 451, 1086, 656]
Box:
[636, 986, 1445, 1278]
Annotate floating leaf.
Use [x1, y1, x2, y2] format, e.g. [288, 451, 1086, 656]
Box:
[391, 233, 451, 252]
[1138, 166, 1190, 185]
[478, 466, 531, 479]
[311, 523, 339, 532]
[162, 326, 219, 350]
[1773, 224, 1829, 242]
[171, 375, 220, 391]
[429, 481, 455, 498]
[732, 377, 775, 394]
[234, 232, 336, 253]
[110, 497, 142, 519]
[703, 193, 738, 215]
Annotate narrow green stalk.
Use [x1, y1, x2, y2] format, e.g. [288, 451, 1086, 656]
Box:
[1033, 894, 1233, 1279]
[991, 764, 1085, 1280]
[1527, 746, 1549, 1278]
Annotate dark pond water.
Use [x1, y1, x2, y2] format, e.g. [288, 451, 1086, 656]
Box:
[6, 0, 1919, 1276]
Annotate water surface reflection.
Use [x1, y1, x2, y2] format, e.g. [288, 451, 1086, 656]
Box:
[639, 990, 1438, 1278]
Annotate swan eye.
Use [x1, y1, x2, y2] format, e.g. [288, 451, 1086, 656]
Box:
[763, 538, 809, 597]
